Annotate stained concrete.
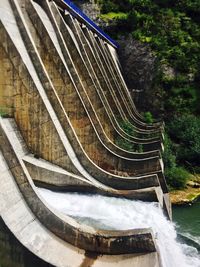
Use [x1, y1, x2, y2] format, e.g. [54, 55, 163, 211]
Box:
[0, 0, 170, 266]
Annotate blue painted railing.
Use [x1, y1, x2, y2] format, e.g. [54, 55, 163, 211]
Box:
[62, 0, 119, 48]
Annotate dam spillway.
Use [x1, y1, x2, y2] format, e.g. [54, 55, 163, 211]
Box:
[0, 0, 171, 266]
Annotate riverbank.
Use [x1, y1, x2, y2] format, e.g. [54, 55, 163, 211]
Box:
[170, 174, 200, 205]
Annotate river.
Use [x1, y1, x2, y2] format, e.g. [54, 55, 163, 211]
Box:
[173, 197, 200, 248]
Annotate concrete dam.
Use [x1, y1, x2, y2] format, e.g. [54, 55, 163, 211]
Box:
[0, 0, 172, 266]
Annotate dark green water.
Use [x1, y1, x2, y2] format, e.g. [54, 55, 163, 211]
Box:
[173, 197, 200, 245]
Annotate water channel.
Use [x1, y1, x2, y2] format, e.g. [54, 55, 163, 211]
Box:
[0, 189, 199, 267]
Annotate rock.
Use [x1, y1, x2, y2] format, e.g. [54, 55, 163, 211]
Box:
[187, 180, 200, 188]
[117, 35, 163, 115]
[161, 63, 176, 80]
[73, 0, 103, 25]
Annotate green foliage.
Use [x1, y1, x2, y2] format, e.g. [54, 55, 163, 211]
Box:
[163, 116, 200, 190]
[115, 119, 143, 151]
[165, 85, 198, 116]
[143, 111, 154, 124]
[100, 0, 200, 87]
[100, 12, 128, 21]
[115, 137, 134, 151]
[168, 115, 200, 166]
[165, 166, 191, 189]
[163, 132, 192, 190]
[163, 133, 176, 170]
[118, 119, 135, 136]
[115, 136, 143, 152]
[99, 0, 120, 13]
[137, 144, 144, 153]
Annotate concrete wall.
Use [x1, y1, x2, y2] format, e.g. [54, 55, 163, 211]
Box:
[0, 0, 170, 265]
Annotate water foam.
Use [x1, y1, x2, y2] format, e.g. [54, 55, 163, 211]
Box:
[38, 188, 200, 267]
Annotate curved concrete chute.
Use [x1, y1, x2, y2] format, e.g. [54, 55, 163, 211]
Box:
[100, 39, 163, 130]
[52, 0, 162, 132]
[62, 12, 161, 139]
[0, 164, 161, 267]
[0, 0, 164, 193]
[85, 31, 163, 136]
[25, 0, 163, 168]
[105, 43, 164, 133]
[49, 2, 164, 151]
[80, 25, 139, 128]
[50, 2, 161, 139]
[0, 117, 157, 255]
[2, 116, 163, 201]
[27, 2, 167, 193]
[16, 2, 163, 178]
[81, 25, 161, 134]
[104, 42, 162, 126]
[24, 154, 163, 203]
[88, 33, 160, 132]
[7, 116, 163, 203]
[0, 145, 163, 265]
[64, 14, 162, 140]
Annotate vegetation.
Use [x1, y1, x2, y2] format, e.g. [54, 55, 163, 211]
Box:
[98, 0, 200, 189]
[118, 119, 135, 136]
[115, 136, 133, 151]
[116, 119, 143, 152]
[100, 12, 128, 22]
[115, 136, 143, 152]
[143, 111, 154, 124]
[165, 166, 191, 190]
[0, 107, 9, 118]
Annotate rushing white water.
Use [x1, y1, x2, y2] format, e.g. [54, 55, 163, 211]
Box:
[38, 188, 200, 267]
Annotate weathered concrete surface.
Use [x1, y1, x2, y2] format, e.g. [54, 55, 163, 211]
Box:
[0, 148, 161, 266]
[0, 0, 169, 206]
[0, 4, 165, 193]
[50, 2, 163, 145]
[8, 117, 163, 203]
[0, 117, 158, 255]
[0, 0, 170, 265]
[23, 0, 163, 177]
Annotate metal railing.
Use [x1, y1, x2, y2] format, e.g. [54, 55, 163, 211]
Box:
[62, 0, 119, 48]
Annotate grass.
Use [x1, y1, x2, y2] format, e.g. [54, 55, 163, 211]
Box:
[100, 12, 128, 22]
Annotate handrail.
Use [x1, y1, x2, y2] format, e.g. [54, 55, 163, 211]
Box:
[53, 0, 119, 48]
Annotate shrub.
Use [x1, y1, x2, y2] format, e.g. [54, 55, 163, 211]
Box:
[115, 137, 134, 151]
[143, 111, 154, 124]
[165, 166, 190, 189]
[137, 144, 144, 153]
[115, 137, 143, 152]
[118, 119, 135, 136]
[168, 115, 200, 167]
[163, 133, 176, 169]
[99, 0, 119, 13]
